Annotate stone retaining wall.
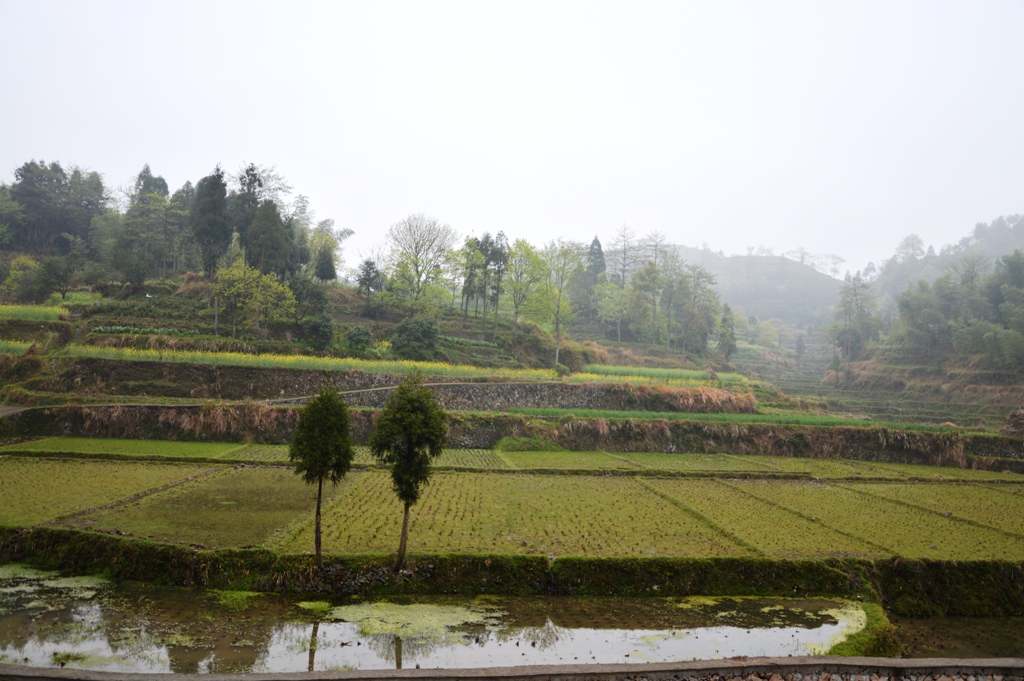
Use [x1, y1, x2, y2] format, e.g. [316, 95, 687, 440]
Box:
[1, 657, 1023, 681]
[340, 381, 755, 414]
[41, 359, 754, 414]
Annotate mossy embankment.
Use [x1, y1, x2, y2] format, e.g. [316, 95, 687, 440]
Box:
[0, 524, 1014, 657]
[4, 403, 1024, 470]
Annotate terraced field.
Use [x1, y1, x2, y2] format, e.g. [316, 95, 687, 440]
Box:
[62, 466, 356, 548]
[2, 437, 246, 459]
[4, 443, 1024, 560]
[280, 472, 749, 557]
[0, 458, 214, 525]
[5, 437, 1020, 480]
[732, 480, 1024, 559]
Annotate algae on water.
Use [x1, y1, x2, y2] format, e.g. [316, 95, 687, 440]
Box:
[802, 602, 867, 654]
[297, 601, 332, 618]
[212, 590, 262, 611]
[0, 564, 51, 580]
[327, 601, 506, 644]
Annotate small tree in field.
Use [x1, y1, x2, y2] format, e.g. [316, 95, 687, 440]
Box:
[369, 372, 448, 572]
[290, 385, 353, 570]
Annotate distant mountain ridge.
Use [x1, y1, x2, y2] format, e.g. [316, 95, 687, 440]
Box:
[667, 245, 841, 325]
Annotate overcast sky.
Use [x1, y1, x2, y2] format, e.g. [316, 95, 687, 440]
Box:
[2, 1, 1023, 273]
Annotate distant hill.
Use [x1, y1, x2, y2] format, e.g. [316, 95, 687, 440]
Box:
[871, 214, 1024, 302]
[668, 245, 841, 325]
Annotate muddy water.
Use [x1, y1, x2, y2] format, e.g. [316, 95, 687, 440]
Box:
[893, 617, 1024, 658]
[0, 564, 867, 673]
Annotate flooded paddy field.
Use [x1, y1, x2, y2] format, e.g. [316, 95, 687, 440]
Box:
[0, 564, 869, 673]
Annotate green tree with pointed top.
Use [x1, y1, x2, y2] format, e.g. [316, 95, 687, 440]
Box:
[290, 385, 353, 570]
[369, 372, 448, 572]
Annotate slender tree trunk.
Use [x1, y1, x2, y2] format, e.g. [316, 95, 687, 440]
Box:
[554, 325, 561, 368]
[616, 318, 622, 342]
[395, 636, 403, 670]
[395, 502, 411, 572]
[214, 298, 219, 336]
[315, 478, 323, 570]
[308, 622, 319, 671]
[492, 298, 501, 339]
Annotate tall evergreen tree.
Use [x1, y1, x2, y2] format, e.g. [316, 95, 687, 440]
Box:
[246, 200, 289, 274]
[718, 304, 737, 360]
[190, 167, 231, 281]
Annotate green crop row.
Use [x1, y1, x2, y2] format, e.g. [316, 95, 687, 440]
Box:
[438, 335, 499, 348]
[91, 325, 200, 336]
[582, 364, 747, 383]
[501, 407, 962, 431]
[3, 437, 1016, 482]
[59, 344, 558, 380]
[0, 304, 68, 321]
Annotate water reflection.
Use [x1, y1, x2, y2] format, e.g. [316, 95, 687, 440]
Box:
[0, 564, 866, 673]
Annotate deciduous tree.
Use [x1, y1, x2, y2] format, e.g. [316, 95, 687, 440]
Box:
[387, 214, 456, 301]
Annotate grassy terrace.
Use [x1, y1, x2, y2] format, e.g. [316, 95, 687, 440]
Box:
[500, 407, 975, 431]
[0, 304, 69, 321]
[3, 438, 1024, 561]
[54, 345, 756, 390]
[60, 344, 558, 380]
[2, 437, 1012, 480]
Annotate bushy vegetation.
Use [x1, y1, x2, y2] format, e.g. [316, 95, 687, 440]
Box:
[582, 363, 747, 383]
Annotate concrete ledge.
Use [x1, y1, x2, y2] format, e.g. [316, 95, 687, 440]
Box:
[3, 657, 1024, 681]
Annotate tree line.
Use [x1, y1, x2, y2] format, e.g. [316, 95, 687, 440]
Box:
[1, 158, 740, 365]
[0, 160, 346, 301]
[360, 220, 735, 366]
[819, 242, 1024, 382]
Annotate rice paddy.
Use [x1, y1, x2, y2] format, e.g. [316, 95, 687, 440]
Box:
[61, 467, 356, 548]
[2, 437, 246, 459]
[280, 473, 749, 557]
[3, 438, 1019, 481]
[0, 458, 214, 526]
[3, 449, 1023, 560]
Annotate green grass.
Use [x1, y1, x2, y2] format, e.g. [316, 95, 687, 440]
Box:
[501, 407, 965, 431]
[60, 344, 557, 380]
[581, 364, 747, 384]
[1, 437, 246, 459]
[0, 458, 214, 525]
[0, 304, 68, 321]
[63, 467, 354, 548]
[45, 291, 102, 307]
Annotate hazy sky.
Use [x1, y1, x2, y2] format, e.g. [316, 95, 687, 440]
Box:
[2, 1, 1023, 273]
